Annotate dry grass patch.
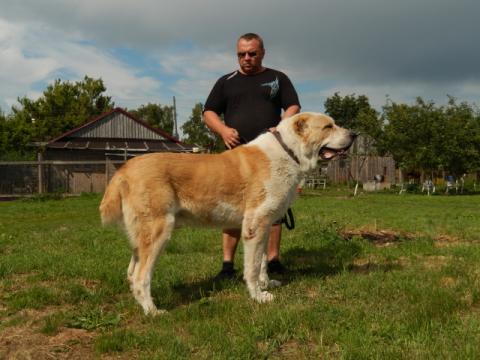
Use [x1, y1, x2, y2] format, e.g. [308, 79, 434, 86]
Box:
[350, 256, 403, 274]
[422, 255, 451, 271]
[0, 309, 95, 360]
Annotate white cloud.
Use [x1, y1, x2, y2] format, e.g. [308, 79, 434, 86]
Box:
[153, 48, 236, 124]
[0, 20, 58, 107]
[0, 18, 164, 111]
[1, 0, 479, 125]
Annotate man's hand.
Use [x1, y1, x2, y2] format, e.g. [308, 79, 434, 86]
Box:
[220, 127, 241, 149]
[203, 110, 241, 149]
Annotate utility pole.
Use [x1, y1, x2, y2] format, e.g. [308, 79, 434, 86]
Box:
[173, 96, 179, 139]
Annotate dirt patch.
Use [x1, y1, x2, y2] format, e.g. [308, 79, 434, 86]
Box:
[340, 229, 415, 247]
[350, 257, 404, 273]
[78, 279, 102, 291]
[434, 234, 466, 247]
[273, 339, 303, 359]
[1, 326, 95, 360]
[0, 309, 95, 360]
[340, 228, 468, 247]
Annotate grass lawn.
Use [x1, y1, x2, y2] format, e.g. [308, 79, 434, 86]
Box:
[1, 190, 480, 359]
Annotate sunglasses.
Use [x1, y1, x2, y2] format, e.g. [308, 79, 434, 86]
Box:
[237, 51, 258, 58]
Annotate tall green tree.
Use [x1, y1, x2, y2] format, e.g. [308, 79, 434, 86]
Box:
[381, 97, 480, 177]
[0, 112, 34, 160]
[441, 97, 480, 175]
[2, 76, 114, 159]
[324, 92, 383, 193]
[0, 108, 9, 158]
[130, 103, 174, 135]
[324, 92, 382, 150]
[181, 103, 222, 152]
[13, 76, 114, 141]
[324, 92, 380, 132]
[382, 98, 442, 173]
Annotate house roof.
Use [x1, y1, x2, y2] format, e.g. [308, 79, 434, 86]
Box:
[46, 108, 197, 153]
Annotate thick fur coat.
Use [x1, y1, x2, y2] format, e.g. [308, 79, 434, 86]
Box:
[100, 112, 355, 315]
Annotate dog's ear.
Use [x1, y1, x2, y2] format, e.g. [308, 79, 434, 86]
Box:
[293, 114, 309, 135]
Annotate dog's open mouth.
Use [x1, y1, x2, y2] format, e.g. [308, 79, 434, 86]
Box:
[319, 146, 350, 160]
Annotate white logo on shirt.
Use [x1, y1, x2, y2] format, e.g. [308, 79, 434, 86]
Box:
[261, 77, 279, 99]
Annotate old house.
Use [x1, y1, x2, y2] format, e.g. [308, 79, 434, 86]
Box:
[40, 108, 198, 193]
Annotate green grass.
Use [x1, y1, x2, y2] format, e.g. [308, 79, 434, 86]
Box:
[0, 190, 480, 359]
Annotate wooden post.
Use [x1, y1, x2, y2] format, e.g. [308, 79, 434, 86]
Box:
[105, 157, 109, 189]
[37, 152, 43, 194]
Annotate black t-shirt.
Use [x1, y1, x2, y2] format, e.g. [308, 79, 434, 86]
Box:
[204, 68, 300, 142]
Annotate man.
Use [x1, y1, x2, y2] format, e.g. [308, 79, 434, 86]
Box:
[203, 33, 301, 279]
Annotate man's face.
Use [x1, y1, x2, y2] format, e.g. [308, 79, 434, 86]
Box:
[236, 38, 264, 75]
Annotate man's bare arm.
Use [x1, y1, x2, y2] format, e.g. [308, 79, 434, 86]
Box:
[203, 110, 241, 149]
[282, 105, 301, 119]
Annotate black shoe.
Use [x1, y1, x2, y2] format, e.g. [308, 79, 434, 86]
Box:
[213, 261, 237, 281]
[267, 259, 287, 275]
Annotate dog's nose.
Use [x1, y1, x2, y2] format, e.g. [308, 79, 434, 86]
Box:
[350, 132, 358, 139]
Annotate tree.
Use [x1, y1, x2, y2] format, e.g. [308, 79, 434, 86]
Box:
[381, 97, 480, 178]
[324, 92, 379, 132]
[2, 76, 114, 159]
[0, 112, 34, 160]
[130, 103, 174, 135]
[12, 76, 114, 141]
[324, 93, 383, 193]
[441, 97, 480, 176]
[324, 92, 382, 155]
[0, 108, 9, 159]
[382, 98, 442, 175]
[181, 103, 222, 152]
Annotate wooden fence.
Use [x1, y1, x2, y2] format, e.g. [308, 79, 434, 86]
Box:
[326, 155, 396, 184]
[0, 160, 125, 195]
[0, 155, 396, 196]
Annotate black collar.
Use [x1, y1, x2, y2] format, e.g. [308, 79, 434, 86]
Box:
[271, 131, 300, 165]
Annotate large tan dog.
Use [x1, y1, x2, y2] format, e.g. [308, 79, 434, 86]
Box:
[100, 112, 356, 315]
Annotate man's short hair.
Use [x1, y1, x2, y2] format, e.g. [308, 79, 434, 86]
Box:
[238, 33, 264, 49]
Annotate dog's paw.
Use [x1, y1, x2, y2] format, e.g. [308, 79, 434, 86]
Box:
[256, 291, 274, 303]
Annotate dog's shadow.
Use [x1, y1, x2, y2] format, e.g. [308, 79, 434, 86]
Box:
[282, 244, 401, 278]
[156, 275, 242, 310]
[281, 240, 361, 278]
[154, 237, 401, 309]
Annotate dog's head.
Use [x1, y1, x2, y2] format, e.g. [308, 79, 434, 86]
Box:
[279, 112, 356, 170]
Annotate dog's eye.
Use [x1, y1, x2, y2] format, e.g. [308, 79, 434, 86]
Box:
[324, 124, 333, 129]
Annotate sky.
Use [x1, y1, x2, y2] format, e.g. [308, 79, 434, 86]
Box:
[1, 0, 479, 133]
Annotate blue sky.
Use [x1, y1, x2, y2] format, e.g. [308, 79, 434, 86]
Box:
[1, 0, 479, 134]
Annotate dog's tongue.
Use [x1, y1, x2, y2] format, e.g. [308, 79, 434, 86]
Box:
[321, 148, 338, 159]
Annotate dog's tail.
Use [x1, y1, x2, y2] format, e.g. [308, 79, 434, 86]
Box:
[99, 174, 127, 226]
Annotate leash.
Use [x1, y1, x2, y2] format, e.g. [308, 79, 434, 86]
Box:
[281, 208, 295, 230]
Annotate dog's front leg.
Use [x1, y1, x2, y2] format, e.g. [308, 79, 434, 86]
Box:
[242, 221, 274, 303]
[259, 254, 282, 290]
